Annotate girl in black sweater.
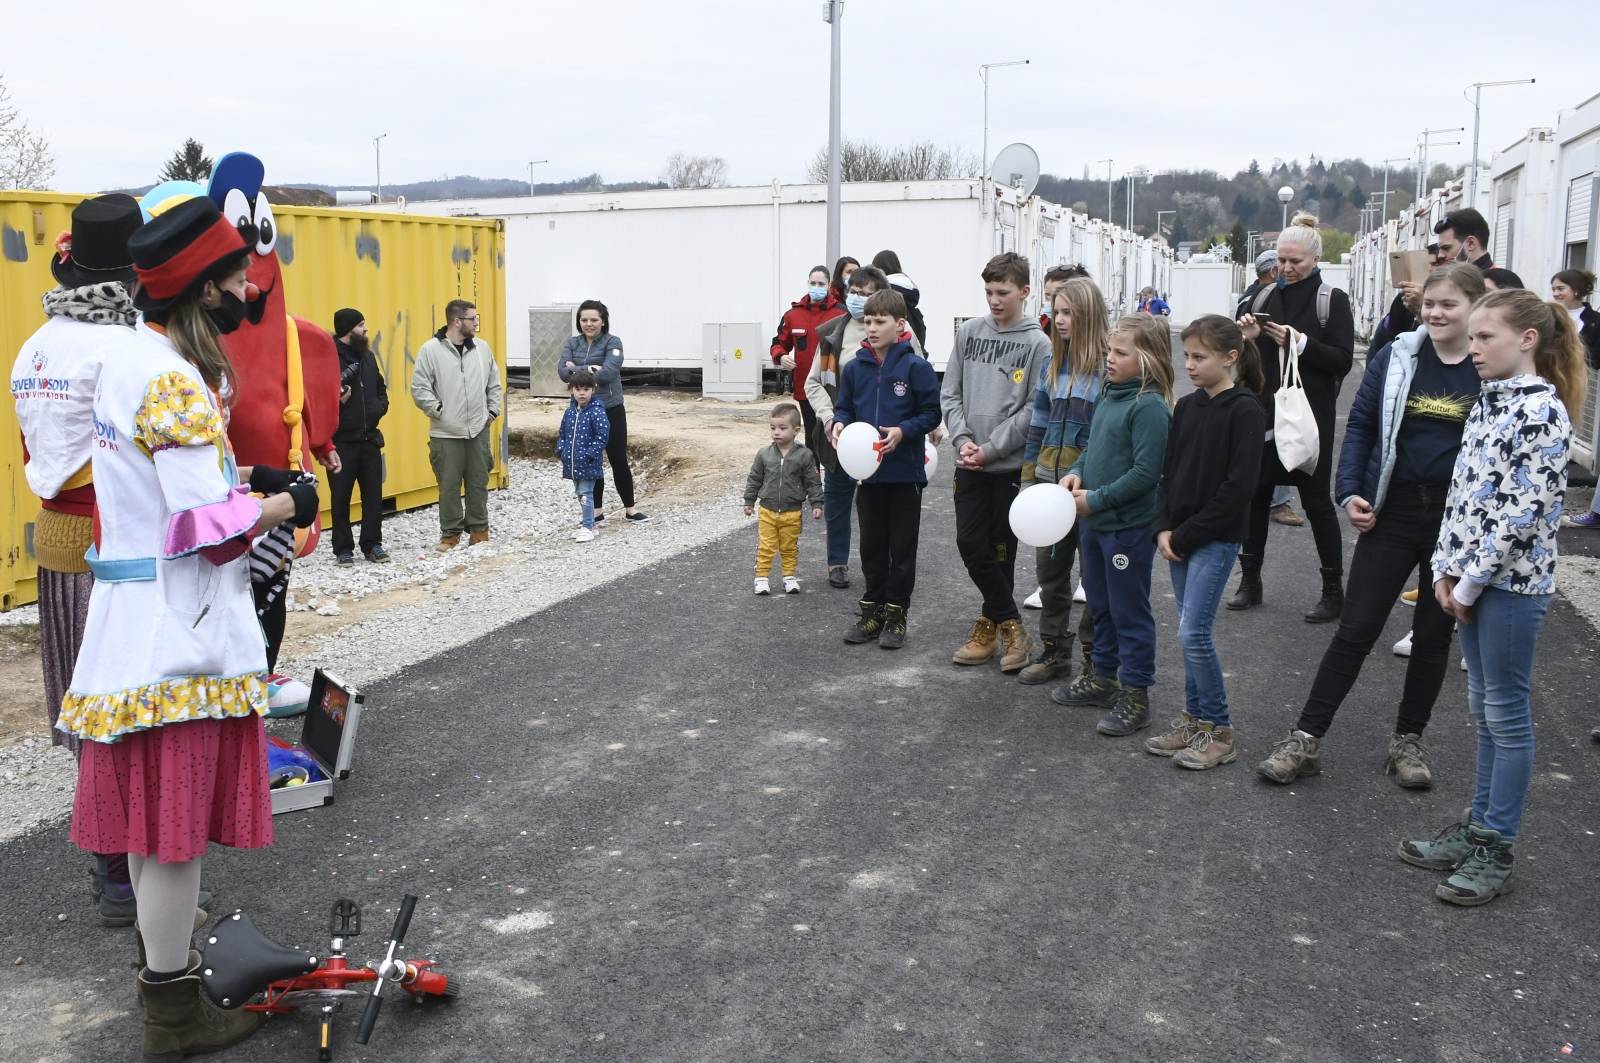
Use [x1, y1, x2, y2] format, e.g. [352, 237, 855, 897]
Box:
[1148, 316, 1265, 770]
[1233, 212, 1355, 622]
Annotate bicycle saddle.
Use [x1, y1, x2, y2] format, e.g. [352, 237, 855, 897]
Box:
[200, 910, 322, 1008]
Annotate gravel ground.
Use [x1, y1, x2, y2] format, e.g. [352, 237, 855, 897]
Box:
[0, 456, 751, 844]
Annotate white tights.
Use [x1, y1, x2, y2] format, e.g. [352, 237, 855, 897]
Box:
[128, 854, 203, 974]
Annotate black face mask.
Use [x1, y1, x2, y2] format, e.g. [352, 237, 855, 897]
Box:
[207, 291, 247, 335]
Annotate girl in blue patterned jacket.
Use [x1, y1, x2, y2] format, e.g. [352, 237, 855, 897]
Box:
[1400, 289, 1587, 907]
[556, 369, 611, 542]
[1017, 277, 1108, 686]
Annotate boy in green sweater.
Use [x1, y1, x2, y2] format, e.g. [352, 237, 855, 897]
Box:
[745, 403, 823, 595]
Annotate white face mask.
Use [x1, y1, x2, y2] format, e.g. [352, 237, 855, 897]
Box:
[808, 284, 828, 302]
[846, 293, 867, 319]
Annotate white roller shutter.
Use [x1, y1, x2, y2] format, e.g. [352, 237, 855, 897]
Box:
[1493, 204, 1514, 266]
[1567, 176, 1594, 243]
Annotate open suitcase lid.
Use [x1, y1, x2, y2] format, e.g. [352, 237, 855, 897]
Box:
[300, 669, 363, 780]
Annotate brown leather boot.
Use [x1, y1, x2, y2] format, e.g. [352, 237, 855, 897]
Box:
[996, 619, 1034, 674]
[951, 617, 998, 665]
[467, 530, 491, 545]
[138, 965, 263, 1061]
[436, 534, 462, 553]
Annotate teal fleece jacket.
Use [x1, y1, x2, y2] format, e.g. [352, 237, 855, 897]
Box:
[1067, 377, 1172, 531]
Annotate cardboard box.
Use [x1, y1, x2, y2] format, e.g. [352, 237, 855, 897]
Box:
[1389, 250, 1431, 287]
[269, 669, 363, 816]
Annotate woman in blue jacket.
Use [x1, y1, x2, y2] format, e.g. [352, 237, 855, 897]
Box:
[558, 299, 646, 522]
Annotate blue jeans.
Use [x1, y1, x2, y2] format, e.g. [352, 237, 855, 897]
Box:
[1169, 540, 1240, 725]
[1079, 523, 1157, 689]
[823, 468, 856, 567]
[1458, 587, 1551, 843]
[575, 478, 596, 529]
[1271, 484, 1293, 509]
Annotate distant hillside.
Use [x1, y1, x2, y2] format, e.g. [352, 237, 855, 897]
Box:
[282, 173, 669, 202]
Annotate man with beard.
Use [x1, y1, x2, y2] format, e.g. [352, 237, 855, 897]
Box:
[328, 308, 390, 563]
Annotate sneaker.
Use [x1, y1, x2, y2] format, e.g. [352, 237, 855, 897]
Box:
[1386, 732, 1434, 789]
[574, 527, 597, 543]
[435, 534, 461, 553]
[594, 511, 606, 523]
[98, 882, 138, 927]
[1144, 713, 1199, 757]
[1174, 722, 1237, 770]
[1400, 587, 1418, 606]
[997, 619, 1035, 674]
[753, 577, 771, 596]
[335, 550, 355, 565]
[1022, 587, 1043, 609]
[264, 674, 311, 718]
[1592, 724, 1600, 743]
[1096, 685, 1151, 737]
[1398, 821, 1477, 870]
[783, 576, 801, 594]
[878, 604, 907, 649]
[364, 545, 391, 563]
[1051, 671, 1118, 709]
[1561, 511, 1600, 528]
[827, 565, 850, 589]
[1393, 630, 1413, 657]
[1073, 582, 1087, 604]
[1270, 502, 1307, 527]
[1460, 656, 1468, 672]
[952, 617, 999, 666]
[625, 510, 650, 522]
[1017, 641, 1073, 686]
[844, 600, 884, 644]
[1435, 826, 1515, 906]
[1257, 731, 1321, 784]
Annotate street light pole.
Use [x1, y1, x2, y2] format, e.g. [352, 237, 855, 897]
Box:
[1416, 127, 1463, 202]
[1380, 155, 1408, 225]
[527, 159, 548, 195]
[373, 133, 387, 203]
[1278, 185, 1294, 230]
[823, 0, 843, 266]
[1097, 159, 1113, 223]
[979, 59, 1029, 177]
[1466, 78, 1535, 204]
[1155, 210, 1175, 238]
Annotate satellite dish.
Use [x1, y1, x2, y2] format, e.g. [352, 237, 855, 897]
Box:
[989, 143, 1040, 198]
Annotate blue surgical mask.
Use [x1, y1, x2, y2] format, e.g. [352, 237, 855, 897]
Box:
[808, 285, 828, 302]
[846, 293, 867, 319]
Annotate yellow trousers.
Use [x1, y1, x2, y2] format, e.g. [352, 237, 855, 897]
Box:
[755, 506, 803, 577]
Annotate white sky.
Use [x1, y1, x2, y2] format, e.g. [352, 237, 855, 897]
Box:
[3, 0, 1593, 194]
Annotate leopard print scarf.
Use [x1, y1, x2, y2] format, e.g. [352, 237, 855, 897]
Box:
[41, 282, 137, 328]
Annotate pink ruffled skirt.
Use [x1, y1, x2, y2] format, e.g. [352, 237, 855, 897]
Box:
[71, 715, 274, 863]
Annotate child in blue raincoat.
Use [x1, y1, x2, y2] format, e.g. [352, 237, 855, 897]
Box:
[556, 369, 611, 541]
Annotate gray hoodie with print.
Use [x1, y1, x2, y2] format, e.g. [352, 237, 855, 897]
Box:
[939, 315, 1052, 473]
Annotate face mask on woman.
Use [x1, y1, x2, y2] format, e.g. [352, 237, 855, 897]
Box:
[846, 293, 867, 319]
[208, 291, 247, 334]
[808, 284, 828, 303]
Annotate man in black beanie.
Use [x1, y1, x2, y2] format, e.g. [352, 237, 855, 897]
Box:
[329, 308, 390, 563]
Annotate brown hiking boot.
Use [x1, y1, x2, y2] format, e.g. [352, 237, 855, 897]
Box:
[1174, 722, 1237, 770]
[1017, 640, 1073, 685]
[139, 965, 263, 1061]
[1144, 713, 1199, 757]
[436, 534, 462, 553]
[1257, 731, 1321, 784]
[1386, 732, 1434, 789]
[468, 530, 491, 545]
[952, 617, 998, 666]
[1270, 502, 1307, 527]
[997, 619, 1034, 674]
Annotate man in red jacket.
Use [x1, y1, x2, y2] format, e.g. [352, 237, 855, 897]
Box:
[771, 264, 846, 452]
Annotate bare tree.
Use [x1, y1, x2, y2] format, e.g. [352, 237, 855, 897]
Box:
[663, 152, 729, 189]
[0, 75, 56, 190]
[160, 138, 214, 183]
[805, 140, 981, 183]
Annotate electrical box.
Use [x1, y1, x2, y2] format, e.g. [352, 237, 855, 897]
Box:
[701, 322, 764, 401]
[527, 306, 577, 396]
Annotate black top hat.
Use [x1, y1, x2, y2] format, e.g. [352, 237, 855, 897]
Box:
[128, 197, 249, 312]
[51, 193, 142, 289]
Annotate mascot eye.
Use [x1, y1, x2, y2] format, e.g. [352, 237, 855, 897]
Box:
[222, 188, 252, 233]
[253, 194, 277, 255]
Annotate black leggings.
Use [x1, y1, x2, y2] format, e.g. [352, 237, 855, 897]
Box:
[595, 403, 635, 512]
[1244, 442, 1342, 572]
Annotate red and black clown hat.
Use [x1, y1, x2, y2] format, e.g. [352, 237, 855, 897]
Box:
[127, 197, 248, 312]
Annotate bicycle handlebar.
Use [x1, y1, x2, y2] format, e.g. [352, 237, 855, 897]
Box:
[392, 894, 417, 946]
[354, 894, 419, 1046]
[354, 994, 383, 1045]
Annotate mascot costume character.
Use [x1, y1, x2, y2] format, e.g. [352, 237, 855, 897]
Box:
[141, 153, 340, 716]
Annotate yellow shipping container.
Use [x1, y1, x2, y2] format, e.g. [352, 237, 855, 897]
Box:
[0, 191, 507, 610]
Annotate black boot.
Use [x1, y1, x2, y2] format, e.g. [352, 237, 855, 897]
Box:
[1304, 567, 1344, 624]
[1226, 554, 1263, 611]
[138, 964, 263, 1062]
[843, 600, 884, 644]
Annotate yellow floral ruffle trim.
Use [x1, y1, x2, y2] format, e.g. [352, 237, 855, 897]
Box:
[58, 673, 269, 744]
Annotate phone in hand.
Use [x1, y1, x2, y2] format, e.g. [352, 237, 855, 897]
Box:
[1251, 312, 1275, 327]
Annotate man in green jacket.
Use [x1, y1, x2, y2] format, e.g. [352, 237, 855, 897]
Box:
[411, 298, 502, 551]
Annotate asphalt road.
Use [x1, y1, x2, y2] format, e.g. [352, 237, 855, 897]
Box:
[2, 368, 1597, 1063]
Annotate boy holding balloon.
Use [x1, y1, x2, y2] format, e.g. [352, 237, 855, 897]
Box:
[828, 289, 942, 648]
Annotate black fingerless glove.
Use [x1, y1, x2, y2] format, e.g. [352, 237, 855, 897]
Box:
[248, 465, 295, 495]
[285, 478, 320, 528]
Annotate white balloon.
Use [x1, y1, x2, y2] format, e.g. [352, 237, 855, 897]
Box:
[836, 422, 883, 481]
[1009, 483, 1077, 548]
[923, 439, 939, 480]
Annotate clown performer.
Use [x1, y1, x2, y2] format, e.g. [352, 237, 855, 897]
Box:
[59, 197, 319, 1059]
[9, 194, 144, 920]
[145, 153, 342, 708]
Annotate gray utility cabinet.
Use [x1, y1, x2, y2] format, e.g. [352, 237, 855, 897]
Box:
[701, 322, 764, 401]
[528, 306, 577, 397]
